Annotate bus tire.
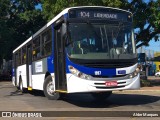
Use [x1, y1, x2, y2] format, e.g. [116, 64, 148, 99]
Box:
[43, 76, 60, 100]
[91, 91, 112, 100]
[19, 79, 28, 93]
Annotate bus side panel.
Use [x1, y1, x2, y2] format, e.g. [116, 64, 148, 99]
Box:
[32, 74, 45, 90]
[31, 58, 48, 90]
[47, 55, 54, 73]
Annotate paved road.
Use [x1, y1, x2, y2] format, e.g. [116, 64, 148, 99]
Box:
[0, 81, 160, 120]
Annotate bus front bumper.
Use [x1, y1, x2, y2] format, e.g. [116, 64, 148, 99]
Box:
[66, 74, 140, 93]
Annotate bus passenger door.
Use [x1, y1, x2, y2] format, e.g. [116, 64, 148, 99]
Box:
[26, 44, 32, 89]
[54, 25, 67, 91]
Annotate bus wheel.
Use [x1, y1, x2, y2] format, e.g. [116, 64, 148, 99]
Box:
[43, 76, 60, 100]
[91, 91, 112, 100]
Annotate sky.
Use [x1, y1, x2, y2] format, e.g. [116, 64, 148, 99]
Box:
[145, 40, 160, 52]
[35, 3, 42, 11]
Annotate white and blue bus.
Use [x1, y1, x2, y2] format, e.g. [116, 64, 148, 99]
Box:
[12, 6, 140, 100]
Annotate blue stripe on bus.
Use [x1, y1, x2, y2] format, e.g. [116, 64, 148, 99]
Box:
[47, 55, 54, 73]
[47, 24, 55, 73]
[12, 68, 15, 76]
[64, 13, 68, 19]
[66, 56, 116, 77]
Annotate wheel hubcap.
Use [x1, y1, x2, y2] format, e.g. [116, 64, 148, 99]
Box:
[47, 81, 55, 96]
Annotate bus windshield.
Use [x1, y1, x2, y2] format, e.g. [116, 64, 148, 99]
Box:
[67, 22, 136, 60]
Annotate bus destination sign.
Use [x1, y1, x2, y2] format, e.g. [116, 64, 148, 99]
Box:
[79, 11, 118, 19]
[69, 10, 131, 22]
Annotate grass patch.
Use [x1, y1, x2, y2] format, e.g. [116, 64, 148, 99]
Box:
[140, 79, 152, 87]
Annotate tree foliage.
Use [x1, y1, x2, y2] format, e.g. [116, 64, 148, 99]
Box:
[125, 0, 160, 48]
[0, 0, 13, 61]
[0, 0, 46, 61]
[0, 0, 160, 61]
[41, 0, 124, 20]
[41, 0, 160, 49]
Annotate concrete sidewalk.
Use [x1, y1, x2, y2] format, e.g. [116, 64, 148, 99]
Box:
[147, 76, 160, 80]
[140, 86, 160, 91]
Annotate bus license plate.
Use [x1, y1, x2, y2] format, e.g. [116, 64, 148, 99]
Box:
[105, 81, 117, 87]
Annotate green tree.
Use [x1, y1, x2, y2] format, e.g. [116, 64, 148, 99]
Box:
[0, 0, 46, 61]
[125, 0, 160, 48]
[41, 0, 160, 49]
[1, 0, 160, 62]
[41, 0, 124, 21]
[0, 0, 13, 61]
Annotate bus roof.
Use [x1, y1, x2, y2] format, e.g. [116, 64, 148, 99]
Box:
[13, 6, 131, 53]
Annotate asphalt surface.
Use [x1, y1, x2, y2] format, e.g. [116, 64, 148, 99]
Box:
[0, 79, 160, 120]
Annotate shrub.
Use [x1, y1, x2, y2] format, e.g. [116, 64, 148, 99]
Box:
[140, 79, 152, 87]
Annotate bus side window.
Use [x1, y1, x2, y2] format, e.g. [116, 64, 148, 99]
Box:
[15, 52, 19, 66]
[42, 29, 52, 56]
[32, 37, 40, 60]
[15, 50, 21, 66]
[19, 50, 21, 65]
[22, 46, 26, 64]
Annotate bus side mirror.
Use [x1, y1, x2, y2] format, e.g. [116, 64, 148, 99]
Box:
[61, 23, 72, 46]
[61, 23, 69, 46]
[62, 23, 66, 37]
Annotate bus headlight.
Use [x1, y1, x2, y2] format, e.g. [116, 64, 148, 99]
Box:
[129, 67, 140, 78]
[68, 65, 91, 80]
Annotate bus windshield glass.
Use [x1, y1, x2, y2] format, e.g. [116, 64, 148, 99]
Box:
[67, 22, 136, 60]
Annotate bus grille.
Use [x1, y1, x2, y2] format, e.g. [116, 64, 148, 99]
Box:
[91, 74, 127, 78]
[96, 86, 125, 89]
[83, 62, 135, 68]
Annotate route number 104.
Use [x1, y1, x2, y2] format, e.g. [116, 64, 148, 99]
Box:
[80, 12, 90, 18]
